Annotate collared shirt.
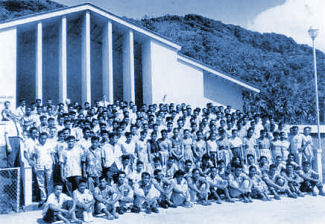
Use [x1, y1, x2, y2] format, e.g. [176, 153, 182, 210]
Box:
[23, 138, 38, 162]
[60, 145, 84, 178]
[33, 142, 54, 170]
[43, 192, 72, 216]
[101, 143, 122, 169]
[85, 147, 102, 177]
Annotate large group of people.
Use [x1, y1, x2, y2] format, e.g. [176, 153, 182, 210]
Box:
[2, 98, 325, 223]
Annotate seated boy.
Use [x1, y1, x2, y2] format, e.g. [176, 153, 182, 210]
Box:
[152, 169, 175, 208]
[262, 164, 297, 200]
[248, 166, 270, 201]
[73, 179, 95, 222]
[207, 166, 234, 203]
[298, 161, 325, 196]
[282, 163, 304, 197]
[93, 176, 119, 220]
[187, 168, 211, 206]
[133, 172, 160, 213]
[170, 170, 192, 208]
[114, 171, 135, 214]
[228, 165, 252, 203]
[42, 183, 79, 224]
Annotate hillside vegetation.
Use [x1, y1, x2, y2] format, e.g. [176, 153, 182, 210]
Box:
[129, 15, 325, 124]
[0, 0, 64, 21]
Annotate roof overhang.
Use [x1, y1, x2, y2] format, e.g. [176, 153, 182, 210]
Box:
[0, 3, 182, 50]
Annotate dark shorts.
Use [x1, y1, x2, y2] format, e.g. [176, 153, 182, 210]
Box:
[300, 180, 321, 192]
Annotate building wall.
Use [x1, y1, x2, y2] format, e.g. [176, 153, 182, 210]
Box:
[203, 71, 243, 110]
[150, 40, 182, 104]
[0, 28, 17, 111]
[147, 39, 244, 109]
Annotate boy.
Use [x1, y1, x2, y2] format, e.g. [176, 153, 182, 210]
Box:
[32, 132, 55, 205]
[298, 161, 325, 196]
[43, 183, 79, 224]
[289, 126, 304, 166]
[152, 169, 174, 208]
[207, 166, 234, 203]
[73, 179, 95, 222]
[158, 130, 172, 167]
[134, 172, 160, 214]
[101, 133, 123, 175]
[262, 164, 297, 200]
[170, 170, 192, 207]
[60, 136, 85, 196]
[114, 171, 135, 214]
[94, 176, 119, 220]
[248, 166, 270, 201]
[128, 160, 144, 187]
[228, 165, 252, 203]
[302, 127, 313, 164]
[165, 157, 178, 179]
[282, 163, 304, 197]
[187, 168, 211, 206]
[84, 136, 103, 192]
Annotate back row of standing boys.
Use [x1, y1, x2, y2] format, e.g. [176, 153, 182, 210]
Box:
[2, 99, 325, 223]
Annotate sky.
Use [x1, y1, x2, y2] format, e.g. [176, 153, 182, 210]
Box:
[55, 0, 324, 51]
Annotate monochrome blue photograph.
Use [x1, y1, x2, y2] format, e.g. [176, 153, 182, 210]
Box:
[0, 0, 324, 223]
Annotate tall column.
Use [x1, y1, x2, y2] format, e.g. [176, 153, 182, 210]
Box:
[142, 40, 153, 105]
[59, 16, 67, 104]
[81, 11, 91, 105]
[35, 22, 43, 101]
[122, 30, 135, 102]
[102, 20, 113, 104]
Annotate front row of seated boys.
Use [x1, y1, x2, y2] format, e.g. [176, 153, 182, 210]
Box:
[42, 157, 325, 224]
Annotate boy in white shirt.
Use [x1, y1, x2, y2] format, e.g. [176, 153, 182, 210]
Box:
[73, 179, 95, 222]
[32, 132, 55, 204]
[42, 183, 79, 224]
[60, 136, 85, 196]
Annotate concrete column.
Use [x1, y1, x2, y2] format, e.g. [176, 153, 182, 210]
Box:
[81, 11, 91, 104]
[142, 40, 153, 105]
[35, 22, 42, 101]
[122, 30, 135, 102]
[59, 16, 67, 103]
[102, 20, 113, 104]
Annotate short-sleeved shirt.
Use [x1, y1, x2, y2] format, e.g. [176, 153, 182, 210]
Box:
[101, 143, 122, 169]
[43, 192, 72, 216]
[33, 142, 54, 170]
[73, 189, 94, 205]
[60, 146, 84, 178]
[94, 185, 118, 202]
[85, 147, 102, 177]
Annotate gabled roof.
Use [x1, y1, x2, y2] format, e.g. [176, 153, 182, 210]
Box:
[0, 2, 260, 93]
[0, 3, 181, 50]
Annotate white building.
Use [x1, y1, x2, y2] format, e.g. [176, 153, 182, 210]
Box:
[0, 3, 259, 111]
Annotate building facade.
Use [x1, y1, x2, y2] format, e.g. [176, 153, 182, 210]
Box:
[0, 3, 259, 111]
